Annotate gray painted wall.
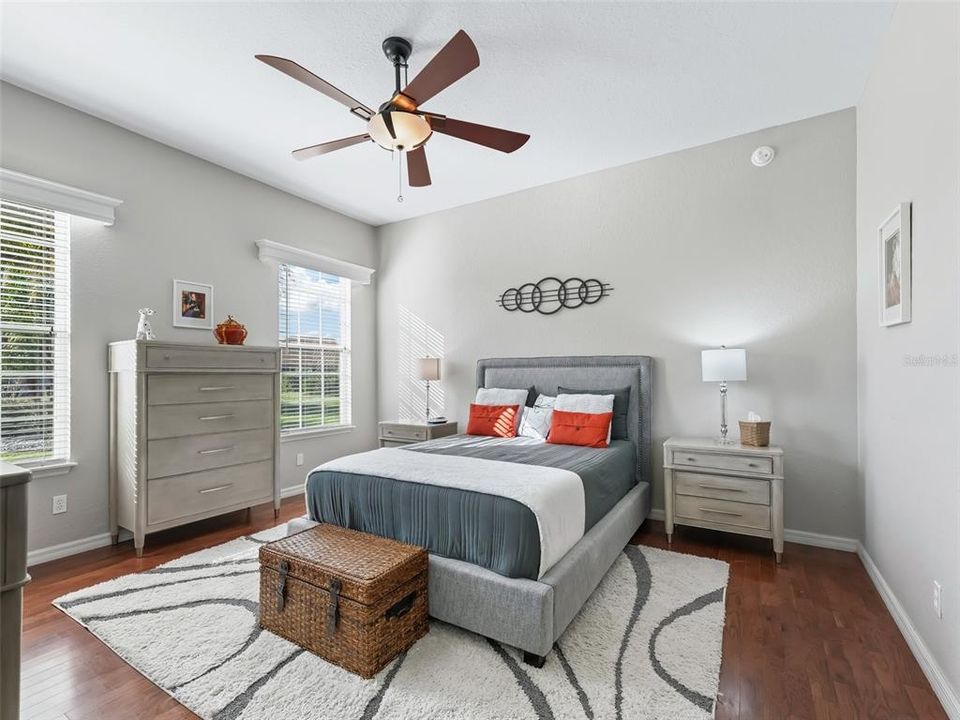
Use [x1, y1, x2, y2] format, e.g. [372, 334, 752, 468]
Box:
[377, 109, 859, 539]
[857, 2, 960, 703]
[0, 83, 379, 554]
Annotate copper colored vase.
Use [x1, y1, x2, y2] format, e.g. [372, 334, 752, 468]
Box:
[213, 315, 248, 345]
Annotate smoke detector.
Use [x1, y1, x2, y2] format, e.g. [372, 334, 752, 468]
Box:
[751, 146, 776, 167]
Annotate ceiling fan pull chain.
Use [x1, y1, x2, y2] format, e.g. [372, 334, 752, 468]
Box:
[397, 150, 404, 203]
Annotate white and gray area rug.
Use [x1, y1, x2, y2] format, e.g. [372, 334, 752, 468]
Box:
[56, 525, 729, 720]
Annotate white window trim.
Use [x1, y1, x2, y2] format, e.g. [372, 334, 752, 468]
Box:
[257, 238, 375, 285]
[19, 460, 77, 478]
[280, 425, 356, 443]
[0, 168, 122, 225]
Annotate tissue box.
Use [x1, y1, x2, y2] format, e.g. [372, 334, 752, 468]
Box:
[739, 421, 771, 447]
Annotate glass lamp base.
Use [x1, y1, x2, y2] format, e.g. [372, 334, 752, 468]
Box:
[715, 436, 737, 446]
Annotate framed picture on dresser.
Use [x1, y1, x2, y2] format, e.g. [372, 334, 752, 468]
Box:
[173, 279, 214, 329]
[878, 202, 911, 327]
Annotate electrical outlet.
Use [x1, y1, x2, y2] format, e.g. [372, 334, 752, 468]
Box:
[934, 581, 942, 619]
[296, 453, 304, 467]
[52, 494, 67, 515]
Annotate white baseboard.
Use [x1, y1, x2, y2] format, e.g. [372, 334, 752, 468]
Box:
[857, 543, 960, 720]
[28, 532, 113, 567]
[280, 485, 305, 500]
[646, 508, 858, 552]
[783, 528, 859, 552]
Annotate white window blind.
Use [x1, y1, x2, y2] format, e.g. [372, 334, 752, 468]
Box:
[278, 263, 351, 434]
[0, 199, 71, 465]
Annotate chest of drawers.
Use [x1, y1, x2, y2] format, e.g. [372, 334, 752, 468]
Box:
[108, 341, 280, 556]
[663, 437, 784, 562]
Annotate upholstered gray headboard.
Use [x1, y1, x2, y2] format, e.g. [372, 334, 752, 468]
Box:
[476, 355, 653, 487]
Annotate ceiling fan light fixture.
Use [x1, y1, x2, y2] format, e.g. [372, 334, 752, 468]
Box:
[367, 110, 432, 151]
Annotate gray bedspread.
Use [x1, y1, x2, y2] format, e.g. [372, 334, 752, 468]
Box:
[305, 436, 636, 580]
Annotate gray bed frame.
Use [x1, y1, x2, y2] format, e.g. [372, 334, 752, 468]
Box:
[291, 355, 653, 667]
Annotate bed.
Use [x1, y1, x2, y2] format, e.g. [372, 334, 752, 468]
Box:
[301, 355, 653, 666]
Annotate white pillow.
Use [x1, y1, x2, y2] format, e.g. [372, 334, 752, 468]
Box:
[554, 393, 615, 443]
[475, 387, 528, 432]
[519, 394, 556, 440]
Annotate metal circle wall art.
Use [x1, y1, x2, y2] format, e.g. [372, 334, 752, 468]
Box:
[497, 277, 613, 315]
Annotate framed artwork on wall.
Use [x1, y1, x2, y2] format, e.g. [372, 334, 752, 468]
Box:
[172, 279, 214, 329]
[879, 202, 911, 327]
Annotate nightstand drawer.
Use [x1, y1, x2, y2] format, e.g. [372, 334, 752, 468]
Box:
[673, 450, 772, 475]
[675, 495, 771, 531]
[675, 471, 770, 506]
[380, 425, 428, 442]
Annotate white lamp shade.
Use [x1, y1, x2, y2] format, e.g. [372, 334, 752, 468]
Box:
[701, 348, 747, 382]
[418, 357, 441, 382]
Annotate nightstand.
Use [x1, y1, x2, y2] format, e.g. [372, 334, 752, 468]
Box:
[663, 437, 784, 562]
[378, 420, 458, 447]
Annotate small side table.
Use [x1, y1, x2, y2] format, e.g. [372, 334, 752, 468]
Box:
[378, 420, 458, 448]
[663, 437, 784, 562]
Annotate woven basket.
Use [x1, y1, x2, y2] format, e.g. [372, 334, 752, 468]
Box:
[259, 525, 428, 678]
[739, 421, 771, 447]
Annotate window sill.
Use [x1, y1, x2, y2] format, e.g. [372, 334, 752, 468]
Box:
[281, 425, 355, 443]
[19, 460, 77, 478]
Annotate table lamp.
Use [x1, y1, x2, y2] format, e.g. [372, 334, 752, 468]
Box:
[701, 346, 747, 444]
[418, 357, 441, 423]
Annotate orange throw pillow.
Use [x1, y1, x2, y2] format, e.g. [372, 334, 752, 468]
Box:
[547, 409, 613, 448]
[466, 403, 520, 438]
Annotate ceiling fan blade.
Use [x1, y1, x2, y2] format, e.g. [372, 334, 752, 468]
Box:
[393, 30, 479, 109]
[407, 146, 432, 187]
[291, 134, 371, 160]
[256, 55, 375, 120]
[430, 118, 530, 153]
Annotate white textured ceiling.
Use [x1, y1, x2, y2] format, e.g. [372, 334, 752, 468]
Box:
[0, 2, 893, 226]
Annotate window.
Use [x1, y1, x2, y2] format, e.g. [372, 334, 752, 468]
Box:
[0, 199, 71, 465]
[278, 263, 351, 434]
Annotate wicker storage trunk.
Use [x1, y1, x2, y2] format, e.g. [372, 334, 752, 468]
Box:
[259, 525, 428, 678]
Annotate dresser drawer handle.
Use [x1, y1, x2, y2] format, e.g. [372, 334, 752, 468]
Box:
[199, 386, 235, 392]
[198, 484, 233, 494]
[199, 414, 235, 421]
[698, 484, 746, 492]
[686, 457, 697, 462]
[699, 507, 743, 517]
[747, 462, 759, 468]
[198, 446, 234, 455]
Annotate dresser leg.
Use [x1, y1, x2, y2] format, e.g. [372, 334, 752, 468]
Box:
[274, 508, 280, 520]
[775, 552, 782, 564]
[666, 533, 673, 544]
[110, 533, 119, 545]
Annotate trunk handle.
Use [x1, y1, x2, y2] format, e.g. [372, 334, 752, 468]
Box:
[386, 591, 417, 620]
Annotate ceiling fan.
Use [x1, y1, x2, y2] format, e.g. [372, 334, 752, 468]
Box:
[256, 30, 530, 193]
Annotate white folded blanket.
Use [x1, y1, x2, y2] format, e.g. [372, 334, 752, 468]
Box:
[315, 448, 586, 578]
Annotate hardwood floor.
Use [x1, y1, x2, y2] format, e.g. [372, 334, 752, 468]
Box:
[21, 497, 946, 720]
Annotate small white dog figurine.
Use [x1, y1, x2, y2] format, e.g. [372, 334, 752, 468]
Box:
[136, 308, 156, 340]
